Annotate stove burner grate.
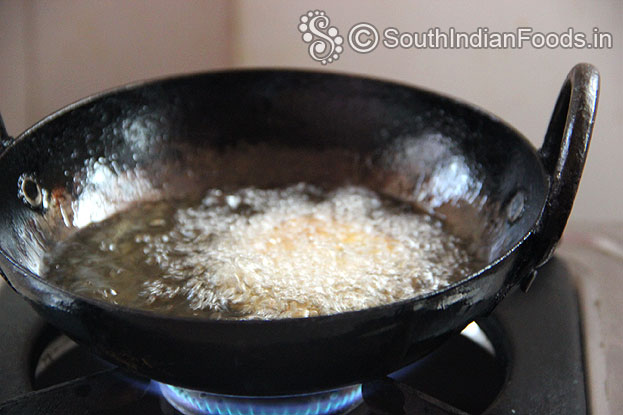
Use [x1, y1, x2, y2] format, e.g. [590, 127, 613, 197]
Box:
[0, 258, 588, 414]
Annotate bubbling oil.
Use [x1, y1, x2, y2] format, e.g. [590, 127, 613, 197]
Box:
[42, 184, 483, 319]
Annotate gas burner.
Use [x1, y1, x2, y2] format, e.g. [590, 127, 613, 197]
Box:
[0, 257, 588, 414]
[158, 382, 362, 415]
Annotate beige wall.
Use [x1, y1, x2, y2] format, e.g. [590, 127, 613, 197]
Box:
[232, 0, 623, 223]
[0, 0, 233, 132]
[1, 0, 621, 222]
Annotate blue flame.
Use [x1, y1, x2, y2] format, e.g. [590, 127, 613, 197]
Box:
[158, 382, 362, 415]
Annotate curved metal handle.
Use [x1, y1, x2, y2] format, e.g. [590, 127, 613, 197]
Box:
[533, 63, 600, 268]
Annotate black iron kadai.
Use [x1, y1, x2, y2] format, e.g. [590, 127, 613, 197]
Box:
[0, 64, 599, 395]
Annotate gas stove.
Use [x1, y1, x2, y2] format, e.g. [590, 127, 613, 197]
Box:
[0, 223, 620, 415]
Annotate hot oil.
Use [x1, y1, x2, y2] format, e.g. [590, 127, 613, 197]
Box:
[42, 184, 484, 319]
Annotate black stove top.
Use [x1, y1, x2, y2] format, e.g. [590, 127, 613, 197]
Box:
[0, 257, 587, 415]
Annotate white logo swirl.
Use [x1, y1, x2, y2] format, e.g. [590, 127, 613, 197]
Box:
[298, 10, 344, 65]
